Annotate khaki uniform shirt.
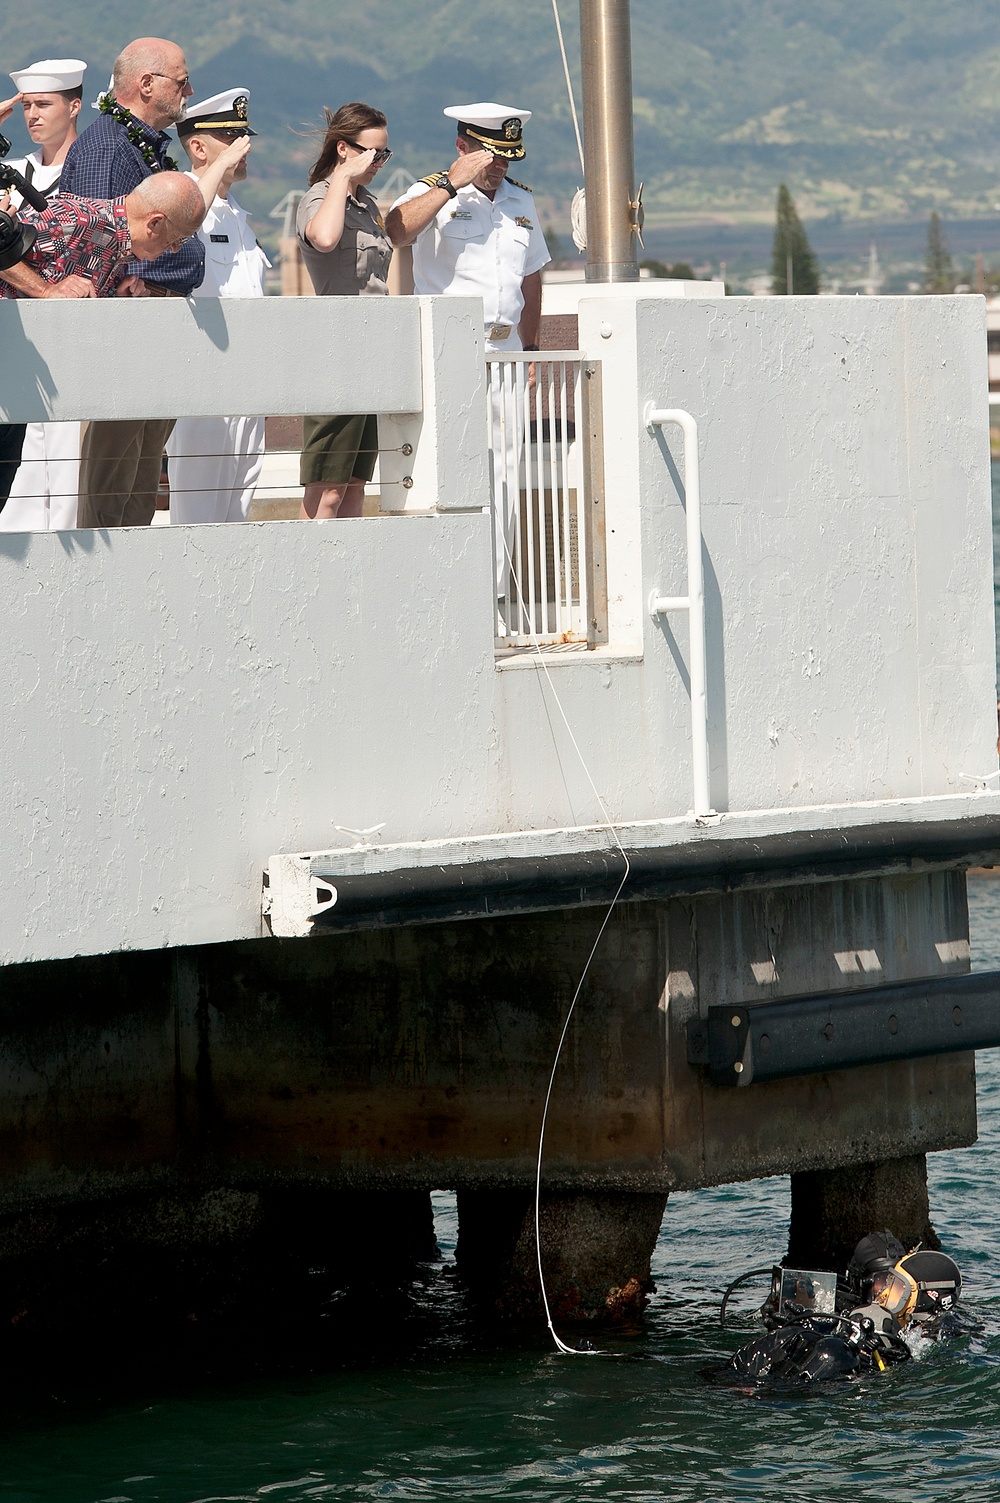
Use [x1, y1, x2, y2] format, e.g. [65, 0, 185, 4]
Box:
[296, 181, 391, 297]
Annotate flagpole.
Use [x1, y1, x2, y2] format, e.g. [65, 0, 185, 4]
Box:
[579, 0, 640, 282]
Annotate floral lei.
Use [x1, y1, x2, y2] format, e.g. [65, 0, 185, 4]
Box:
[97, 93, 178, 172]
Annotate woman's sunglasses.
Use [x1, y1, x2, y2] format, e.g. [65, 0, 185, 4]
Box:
[345, 140, 392, 166]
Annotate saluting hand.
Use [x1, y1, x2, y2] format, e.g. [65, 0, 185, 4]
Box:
[217, 136, 252, 172]
[0, 93, 23, 127]
[336, 147, 378, 184]
[448, 149, 494, 189]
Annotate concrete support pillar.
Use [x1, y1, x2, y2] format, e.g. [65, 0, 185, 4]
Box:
[0, 1186, 438, 1341]
[456, 1188, 667, 1323]
[787, 1154, 940, 1271]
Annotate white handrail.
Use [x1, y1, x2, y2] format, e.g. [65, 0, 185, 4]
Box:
[644, 404, 714, 819]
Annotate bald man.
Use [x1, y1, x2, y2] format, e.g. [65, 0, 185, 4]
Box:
[0, 174, 206, 300]
[60, 38, 202, 297]
[60, 37, 207, 526]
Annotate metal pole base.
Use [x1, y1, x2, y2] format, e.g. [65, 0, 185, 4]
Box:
[585, 261, 641, 282]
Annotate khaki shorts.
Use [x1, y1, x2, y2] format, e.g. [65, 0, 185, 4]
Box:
[299, 413, 379, 486]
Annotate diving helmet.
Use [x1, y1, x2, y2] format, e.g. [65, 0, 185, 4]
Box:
[847, 1230, 906, 1301]
[873, 1264, 919, 1328]
[896, 1250, 962, 1315]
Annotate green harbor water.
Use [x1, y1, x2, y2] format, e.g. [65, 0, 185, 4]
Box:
[2, 471, 1000, 1501]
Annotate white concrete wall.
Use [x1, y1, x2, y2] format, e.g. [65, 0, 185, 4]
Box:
[0, 298, 423, 422]
[493, 295, 997, 831]
[0, 292, 995, 962]
[0, 514, 498, 958]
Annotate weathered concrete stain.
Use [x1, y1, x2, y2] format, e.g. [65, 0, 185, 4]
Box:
[0, 869, 979, 1326]
[0, 871, 976, 1206]
[457, 1188, 668, 1322]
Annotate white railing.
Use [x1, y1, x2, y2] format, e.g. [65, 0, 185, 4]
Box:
[645, 405, 714, 819]
[487, 352, 606, 648]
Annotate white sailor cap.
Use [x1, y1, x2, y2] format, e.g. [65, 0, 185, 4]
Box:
[443, 102, 531, 160]
[177, 88, 257, 139]
[9, 58, 87, 94]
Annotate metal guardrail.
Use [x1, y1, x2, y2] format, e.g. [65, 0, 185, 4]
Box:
[687, 969, 1000, 1087]
[487, 352, 607, 649]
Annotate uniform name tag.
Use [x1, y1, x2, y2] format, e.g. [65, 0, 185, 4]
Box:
[210, 234, 230, 243]
[450, 209, 473, 221]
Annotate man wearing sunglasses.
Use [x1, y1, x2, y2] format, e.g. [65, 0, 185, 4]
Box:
[165, 89, 270, 524]
[60, 37, 206, 527]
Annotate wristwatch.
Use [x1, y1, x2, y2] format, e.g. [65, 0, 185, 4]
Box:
[431, 173, 458, 198]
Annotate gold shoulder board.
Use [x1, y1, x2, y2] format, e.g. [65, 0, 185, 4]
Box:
[507, 177, 532, 192]
[419, 170, 449, 187]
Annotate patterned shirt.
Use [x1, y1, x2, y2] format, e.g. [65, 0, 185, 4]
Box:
[60, 111, 204, 294]
[1, 195, 131, 299]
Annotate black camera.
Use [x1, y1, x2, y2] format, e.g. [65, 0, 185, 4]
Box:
[0, 131, 46, 271]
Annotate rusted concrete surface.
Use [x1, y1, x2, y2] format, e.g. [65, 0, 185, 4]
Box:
[0, 868, 979, 1328]
[457, 1188, 668, 1323]
[0, 871, 977, 1211]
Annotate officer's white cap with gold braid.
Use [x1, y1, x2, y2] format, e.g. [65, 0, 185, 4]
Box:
[177, 88, 257, 139]
[443, 102, 531, 160]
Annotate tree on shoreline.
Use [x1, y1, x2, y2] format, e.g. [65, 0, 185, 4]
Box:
[924, 212, 954, 293]
[641, 259, 697, 280]
[771, 184, 820, 295]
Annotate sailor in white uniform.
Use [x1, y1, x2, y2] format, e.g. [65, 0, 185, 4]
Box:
[387, 104, 549, 353]
[386, 105, 550, 616]
[0, 58, 86, 532]
[165, 89, 270, 524]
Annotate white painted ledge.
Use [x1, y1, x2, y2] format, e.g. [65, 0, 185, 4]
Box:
[264, 790, 1000, 937]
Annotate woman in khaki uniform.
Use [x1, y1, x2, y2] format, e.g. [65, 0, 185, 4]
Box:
[296, 103, 393, 519]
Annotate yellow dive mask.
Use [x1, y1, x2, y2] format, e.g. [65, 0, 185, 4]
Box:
[873, 1264, 919, 1327]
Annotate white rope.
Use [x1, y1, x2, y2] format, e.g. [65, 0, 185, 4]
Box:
[494, 368, 629, 1355]
[570, 187, 588, 252]
[551, 0, 586, 178]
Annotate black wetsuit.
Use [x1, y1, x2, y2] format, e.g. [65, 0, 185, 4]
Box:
[724, 1309, 910, 1384]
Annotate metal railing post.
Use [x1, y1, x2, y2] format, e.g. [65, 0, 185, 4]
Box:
[581, 361, 609, 646]
[644, 405, 714, 818]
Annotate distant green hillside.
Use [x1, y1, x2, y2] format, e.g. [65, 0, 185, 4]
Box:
[3, 0, 1000, 242]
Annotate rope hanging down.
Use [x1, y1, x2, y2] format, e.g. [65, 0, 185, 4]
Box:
[551, 0, 586, 178]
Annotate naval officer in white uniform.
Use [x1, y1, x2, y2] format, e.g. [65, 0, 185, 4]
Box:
[0, 58, 86, 532]
[386, 103, 549, 355]
[165, 89, 270, 524]
[386, 105, 550, 617]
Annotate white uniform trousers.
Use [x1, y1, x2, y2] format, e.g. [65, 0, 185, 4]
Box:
[166, 415, 265, 524]
[0, 421, 80, 531]
[487, 353, 527, 625]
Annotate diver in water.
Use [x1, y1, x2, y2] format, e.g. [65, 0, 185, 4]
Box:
[843, 1231, 964, 1337]
[719, 1230, 963, 1385]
